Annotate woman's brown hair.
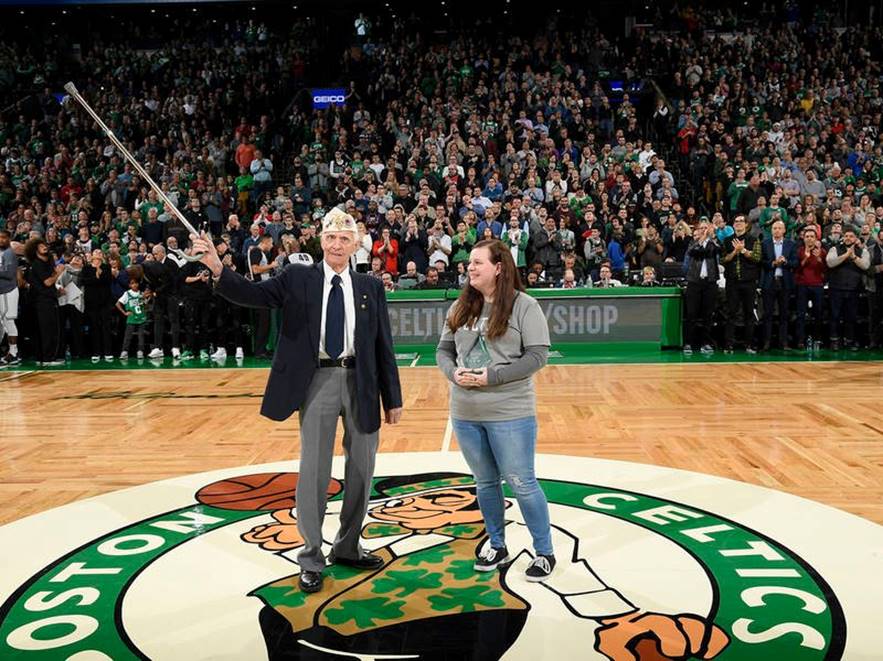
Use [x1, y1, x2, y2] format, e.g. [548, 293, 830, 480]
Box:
[446, 239, 524, 340]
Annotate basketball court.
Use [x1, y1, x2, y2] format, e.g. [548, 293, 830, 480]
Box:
[1, 360, 882, 659]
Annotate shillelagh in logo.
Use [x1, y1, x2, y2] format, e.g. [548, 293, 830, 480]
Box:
[0, 454, 879, 660]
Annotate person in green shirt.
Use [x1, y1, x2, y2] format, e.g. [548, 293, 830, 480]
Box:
[758, 192, 795, 238]
[234, 166, 254, 215]
[137, 190, 164, 224]
[727, 169, 749, 216]
[501, 216, 529, 269]
[116, 278, 149, 359]
[350, 151, 365, 180]
[451, 221, 476, 266]
[568, 189, 591, 217]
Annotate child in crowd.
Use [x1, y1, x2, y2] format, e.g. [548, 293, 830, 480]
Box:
[116, 278, 149, 359]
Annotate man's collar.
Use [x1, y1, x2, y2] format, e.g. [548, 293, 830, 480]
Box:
[322, 260, 351, 284]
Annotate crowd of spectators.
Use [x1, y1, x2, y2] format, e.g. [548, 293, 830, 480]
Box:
[0, 4, 882, 367]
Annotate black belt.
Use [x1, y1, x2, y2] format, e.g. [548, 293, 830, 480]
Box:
[319, 356, 356, 368]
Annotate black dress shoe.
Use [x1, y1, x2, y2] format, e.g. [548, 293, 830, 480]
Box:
[299, 570, 324, 593]
[329, 552, 384, 570]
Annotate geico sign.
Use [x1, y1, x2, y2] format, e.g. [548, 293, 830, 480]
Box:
[314, 95, 345, 103]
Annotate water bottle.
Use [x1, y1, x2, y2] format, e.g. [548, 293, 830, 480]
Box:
[806, 299, 813, 352]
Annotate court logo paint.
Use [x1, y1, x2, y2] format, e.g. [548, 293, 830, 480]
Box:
[0, 457, 856, 660]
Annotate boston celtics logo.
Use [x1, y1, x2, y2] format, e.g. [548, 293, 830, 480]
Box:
[0, 454, 879, 660]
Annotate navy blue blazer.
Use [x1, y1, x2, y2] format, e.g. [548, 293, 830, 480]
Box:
[760, 238, 799, 290]
[215, 263, 402, 432]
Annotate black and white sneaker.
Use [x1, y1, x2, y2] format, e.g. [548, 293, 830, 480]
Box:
[474, 543, 509, 572]
[525, 554, 556, 582]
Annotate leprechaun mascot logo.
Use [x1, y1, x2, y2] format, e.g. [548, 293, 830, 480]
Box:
[0, 468, 845, 660]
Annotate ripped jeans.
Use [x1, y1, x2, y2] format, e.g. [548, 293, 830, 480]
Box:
[452, 416, 553, 556]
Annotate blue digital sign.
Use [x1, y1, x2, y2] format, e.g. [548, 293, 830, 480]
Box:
[311, 88, 347, 110]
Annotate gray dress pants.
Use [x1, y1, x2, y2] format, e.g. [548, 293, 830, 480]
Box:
[295, 366, 378, 571]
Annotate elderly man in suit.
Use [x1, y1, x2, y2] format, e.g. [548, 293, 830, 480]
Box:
[191, 208, 403, 594]
[760, 219, 799, 351]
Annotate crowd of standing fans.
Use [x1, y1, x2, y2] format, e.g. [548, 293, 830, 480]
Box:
[0, 4, 882, 367]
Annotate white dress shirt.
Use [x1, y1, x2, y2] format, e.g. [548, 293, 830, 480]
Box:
[773, 239, 784, 277]
[319, 261, 356, 359]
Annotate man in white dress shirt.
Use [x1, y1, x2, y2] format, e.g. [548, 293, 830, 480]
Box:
[192, 208, 403, 594]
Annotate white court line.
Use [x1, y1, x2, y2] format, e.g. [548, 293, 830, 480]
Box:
[0, 369, 34, 383]
[441, 416, 453, 453]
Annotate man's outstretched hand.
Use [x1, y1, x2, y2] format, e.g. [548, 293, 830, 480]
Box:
[189, 232, 223, 277]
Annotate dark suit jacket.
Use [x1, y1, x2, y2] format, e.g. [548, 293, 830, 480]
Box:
[216, 262, 402, 432]
[760, 238, 799, 290]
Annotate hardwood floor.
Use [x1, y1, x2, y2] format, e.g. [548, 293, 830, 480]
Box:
[1, 362, 881, 526]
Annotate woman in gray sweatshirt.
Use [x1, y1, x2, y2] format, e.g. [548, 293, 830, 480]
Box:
[436, 239, 554, 582]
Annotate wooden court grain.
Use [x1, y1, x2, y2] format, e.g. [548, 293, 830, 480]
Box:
[1, 362, 881, 526]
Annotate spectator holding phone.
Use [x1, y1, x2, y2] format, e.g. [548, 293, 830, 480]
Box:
[435, 239, 555, 582]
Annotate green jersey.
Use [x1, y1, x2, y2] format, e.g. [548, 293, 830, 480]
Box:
[138, 201, 163, 224]
[235, 174, 253, 193]
[118, 290, 146, 325]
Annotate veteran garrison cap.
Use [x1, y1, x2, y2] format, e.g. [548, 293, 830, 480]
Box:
[321, 207, 358, 234]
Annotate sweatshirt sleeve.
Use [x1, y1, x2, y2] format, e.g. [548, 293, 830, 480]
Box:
[436, 340, 459, 383]
[436, 301, 459, 382]
[486, 345, 549, 385]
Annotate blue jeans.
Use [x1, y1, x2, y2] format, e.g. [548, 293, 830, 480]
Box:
[452, 416, 553, 556]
